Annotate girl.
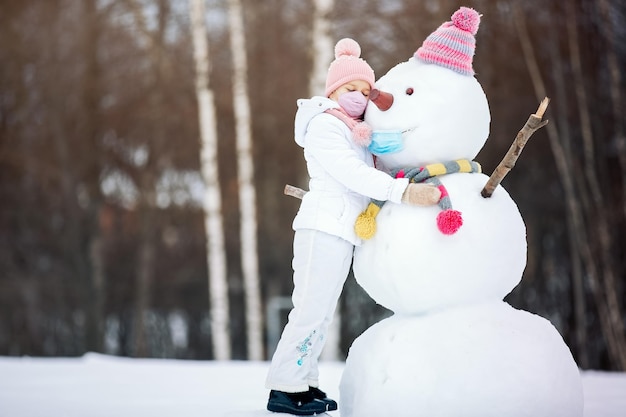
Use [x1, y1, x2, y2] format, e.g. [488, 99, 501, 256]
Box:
[266, 38, 440, 415]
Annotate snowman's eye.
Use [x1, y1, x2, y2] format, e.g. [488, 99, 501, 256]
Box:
[406, 88, 414, 95]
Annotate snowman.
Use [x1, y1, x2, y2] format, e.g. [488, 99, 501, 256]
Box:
[339, 7, 583, 417]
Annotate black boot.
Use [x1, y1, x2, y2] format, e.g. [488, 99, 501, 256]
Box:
[309, 387, 338, 411]
[267, 389, 327, 415]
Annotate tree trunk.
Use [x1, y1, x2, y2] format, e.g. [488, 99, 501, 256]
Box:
[309, 0, 334, 95]
[125, 0, 171, 358]
[308, 0, 341, 361]
[227, 0, 263, 361]
[81, 0, 105, 354]
[133, 237, 154, 356]
[546, 25, 588, 368]
[565, 1, 626, 370]
[513, 2, 626, 370]
[596, 0, 626, 220]
[189, 0, 231, 360]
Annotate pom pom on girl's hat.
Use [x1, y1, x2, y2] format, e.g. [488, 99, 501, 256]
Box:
[415, 7, 481, 76]
[325, 38, 376, 97]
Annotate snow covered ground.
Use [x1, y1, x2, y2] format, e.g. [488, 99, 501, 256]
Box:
[1, 353, 625, 417]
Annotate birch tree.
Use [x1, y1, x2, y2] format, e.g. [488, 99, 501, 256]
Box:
[309, 0, 334, 95]
[189, 0, 230, 360]
[309, 0, 341, 361]
[227, 0, 263, 361]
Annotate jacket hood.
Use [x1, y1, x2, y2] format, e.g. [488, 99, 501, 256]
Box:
[294, 96, 340, 147]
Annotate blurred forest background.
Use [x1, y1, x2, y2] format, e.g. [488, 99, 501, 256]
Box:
[1, 0, 625, 370]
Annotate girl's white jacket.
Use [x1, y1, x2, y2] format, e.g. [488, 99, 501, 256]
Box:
[292, 96, 409, 246]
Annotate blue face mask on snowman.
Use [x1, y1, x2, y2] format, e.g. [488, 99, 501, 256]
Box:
[367, 130, 405, 155]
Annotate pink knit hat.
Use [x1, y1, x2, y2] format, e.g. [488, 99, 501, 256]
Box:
[325, 38, 375, 97]
[415, 7, 481, 76]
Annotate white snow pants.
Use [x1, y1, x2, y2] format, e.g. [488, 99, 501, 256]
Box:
[265, 229, 353, 393]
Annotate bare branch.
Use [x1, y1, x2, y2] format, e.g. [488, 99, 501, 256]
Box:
[284, 184, 306, 200]
[481, 98, 550, 198]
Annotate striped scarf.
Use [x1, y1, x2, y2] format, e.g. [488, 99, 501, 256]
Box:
[354, 159, 482, 239]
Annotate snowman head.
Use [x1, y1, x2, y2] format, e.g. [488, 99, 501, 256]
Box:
[365, 7, 490, 171]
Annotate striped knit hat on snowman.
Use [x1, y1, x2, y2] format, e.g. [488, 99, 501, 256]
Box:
[415, 6, 480, 75]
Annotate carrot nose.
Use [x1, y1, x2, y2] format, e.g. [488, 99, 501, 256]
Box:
[370, 89, 393, 111]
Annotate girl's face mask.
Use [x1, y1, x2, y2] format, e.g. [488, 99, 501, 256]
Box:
[368, 130, 404, 155]
[338, 91, 368, 118]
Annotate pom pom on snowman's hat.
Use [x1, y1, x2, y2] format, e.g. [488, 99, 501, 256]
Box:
[415, 7, 481, 76]
[325, 38, 375, 97]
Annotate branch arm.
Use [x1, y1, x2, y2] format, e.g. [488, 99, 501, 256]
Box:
[284, 184, 306, 199]
[481, 97, 550, 198]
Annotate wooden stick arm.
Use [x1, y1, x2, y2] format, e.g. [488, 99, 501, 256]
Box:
[284, 184, 306, 199]
[481, 97, 550, 198]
